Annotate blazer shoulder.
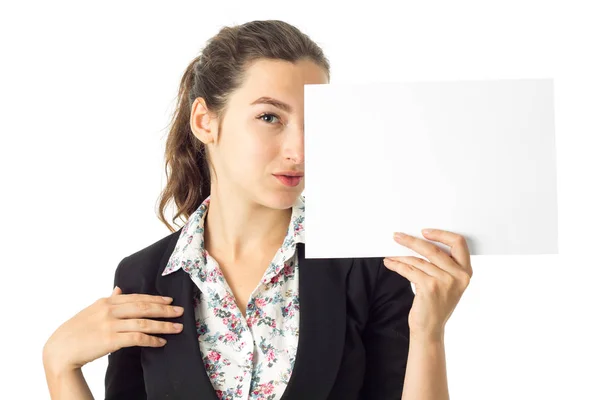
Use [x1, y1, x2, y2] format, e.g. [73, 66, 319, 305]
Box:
[344, 255, 413, 311]
[114, 227, 183, 293]
[346, 256, 385, 289]
[349, 255, 412, 286]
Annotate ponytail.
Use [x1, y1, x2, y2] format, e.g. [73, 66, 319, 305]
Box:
[156, 56, 211, 232]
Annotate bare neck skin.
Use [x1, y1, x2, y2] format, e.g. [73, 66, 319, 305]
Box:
[203, 184, 292, 264]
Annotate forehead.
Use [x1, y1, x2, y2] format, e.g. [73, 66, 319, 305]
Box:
[236, 58, 328, 103]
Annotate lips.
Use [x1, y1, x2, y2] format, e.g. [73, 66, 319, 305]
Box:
[274, 174, 303, 187]
[274, 171, 304, 177]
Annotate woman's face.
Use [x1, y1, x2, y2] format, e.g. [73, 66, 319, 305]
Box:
[192, 58, 329, 209]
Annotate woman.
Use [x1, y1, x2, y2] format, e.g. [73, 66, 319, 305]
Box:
[43, 20, 473, 400]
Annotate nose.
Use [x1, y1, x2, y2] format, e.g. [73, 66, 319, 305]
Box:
[284, 124, 304, 165]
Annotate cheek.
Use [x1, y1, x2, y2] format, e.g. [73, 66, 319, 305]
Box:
[248, 137, 279, 164]
[231, 135, 278, 175]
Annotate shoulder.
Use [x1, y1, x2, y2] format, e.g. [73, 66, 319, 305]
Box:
[113, 227, 183, 293]
[344, 255, 413, 309]
[344, 255, 412, 290]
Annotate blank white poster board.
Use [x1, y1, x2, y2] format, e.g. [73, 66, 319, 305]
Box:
[304, 79, 558, 259]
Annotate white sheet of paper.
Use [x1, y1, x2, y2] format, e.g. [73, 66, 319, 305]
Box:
[303, 78, 558, 258]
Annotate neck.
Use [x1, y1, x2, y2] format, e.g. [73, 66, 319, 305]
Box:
[203, 184, 293, 264]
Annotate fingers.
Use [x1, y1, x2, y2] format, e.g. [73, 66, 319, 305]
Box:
[109, 292, 174, 305]
[114, 331, 168, 348]
[103, 291, 184, 351]
[394, 232, 452, 266]
[385, 256, 449, 279]
[422, 229, 473, 277]
[383, 257, 432, 286]
[105, 295, 184, 350]
[109, 301, 184, 320]
[113, 318, 184, 335]
[393, 232, 464, 277]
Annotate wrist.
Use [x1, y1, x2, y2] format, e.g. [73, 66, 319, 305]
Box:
[410, 329, 445, 344]
[43, 344, 77, 376]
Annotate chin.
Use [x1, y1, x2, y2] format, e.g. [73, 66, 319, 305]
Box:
[260, 188, 303, 210]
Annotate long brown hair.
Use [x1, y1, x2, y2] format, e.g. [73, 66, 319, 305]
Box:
[156, 20, 331, 232]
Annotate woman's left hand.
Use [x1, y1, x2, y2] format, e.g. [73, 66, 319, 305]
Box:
[383, 229, 473, 341]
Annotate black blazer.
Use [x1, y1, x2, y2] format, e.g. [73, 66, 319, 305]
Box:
[104, 227, 415, 400]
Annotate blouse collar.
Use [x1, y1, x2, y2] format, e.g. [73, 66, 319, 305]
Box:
[162, 194, 305, 278]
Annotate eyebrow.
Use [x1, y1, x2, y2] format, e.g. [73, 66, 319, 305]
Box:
[250, 96, 293, 113]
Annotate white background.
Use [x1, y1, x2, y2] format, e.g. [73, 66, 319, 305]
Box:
[1, 0, 598, 398]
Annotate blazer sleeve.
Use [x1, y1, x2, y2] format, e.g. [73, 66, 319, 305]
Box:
[359, 258, 415, 399]
[104, 256, 147, 400]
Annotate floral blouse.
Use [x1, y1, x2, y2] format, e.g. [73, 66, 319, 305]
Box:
[161, 194, 306, 400]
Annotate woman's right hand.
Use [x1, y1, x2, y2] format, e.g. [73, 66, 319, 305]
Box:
[42, 286, 184, 373]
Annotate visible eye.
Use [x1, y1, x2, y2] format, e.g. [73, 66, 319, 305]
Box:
[257, 112, 282, 125]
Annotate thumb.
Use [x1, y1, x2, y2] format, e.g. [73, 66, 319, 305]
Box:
[112, 286, 122, 296]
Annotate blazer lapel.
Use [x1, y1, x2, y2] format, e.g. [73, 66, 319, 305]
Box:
[155, 229, 218, 400]
[280, 243, 349, 400]
[155, 233, 349, 400]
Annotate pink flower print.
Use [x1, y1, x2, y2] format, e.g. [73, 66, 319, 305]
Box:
[208, 350, 221, 362]
[224, 332, 237, 343]
[224, 293, 237, 309]
[215, 390, 223, 398]
[283, 298, 299, 317]
[255, 382, 275, 395]
[207, 270, 217, 282]
[264, 382, 275, 395]
[270, 319, 277, 328]
[283, 263, 293, 276]
[267, 349, 275, 362]
[255, 298, 267, 308]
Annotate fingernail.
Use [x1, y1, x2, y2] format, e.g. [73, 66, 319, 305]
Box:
[162, 296, 173, 302]
[394, 232, 406, 239]
[422, 229, 433, 234]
